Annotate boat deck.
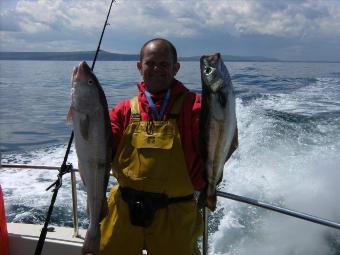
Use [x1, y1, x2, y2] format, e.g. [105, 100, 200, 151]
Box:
[7, 223, 86, 255]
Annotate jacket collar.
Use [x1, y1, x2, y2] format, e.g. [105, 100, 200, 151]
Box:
[137, 79, 188, 102]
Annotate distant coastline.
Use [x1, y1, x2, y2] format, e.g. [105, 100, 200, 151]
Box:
[0, 50, 279, 62]
[0, 50, 338, 63]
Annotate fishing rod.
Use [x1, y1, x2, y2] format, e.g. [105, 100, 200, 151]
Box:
[203, 191, 340, 255]
[91, 0, 115, 71]
[34, 1, 115, 254]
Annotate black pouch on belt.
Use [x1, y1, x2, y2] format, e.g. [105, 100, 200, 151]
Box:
[120, 187, 169, 228]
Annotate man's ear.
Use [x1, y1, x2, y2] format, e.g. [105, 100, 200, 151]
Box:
[174, 62, 180, 76]
[137, 62, 142, 74]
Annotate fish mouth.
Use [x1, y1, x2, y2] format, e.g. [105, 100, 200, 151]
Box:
[73, 61, 91, 83]
[201, 54, 224, 92]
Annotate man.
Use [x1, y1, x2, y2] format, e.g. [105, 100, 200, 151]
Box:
[100, 38, 205, 255]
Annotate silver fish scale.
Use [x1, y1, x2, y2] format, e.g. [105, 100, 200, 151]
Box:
[200, 53, 238, 207]
[70, 61, 112, 254]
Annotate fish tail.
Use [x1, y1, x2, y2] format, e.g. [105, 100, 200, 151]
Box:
[82, 226, 100, 255]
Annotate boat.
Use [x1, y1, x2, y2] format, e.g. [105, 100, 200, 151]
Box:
[1, 163, 148, 255]
[7, 222, 86, 255]
[1, 163, 86, 255]
[1, 163, 339, 255]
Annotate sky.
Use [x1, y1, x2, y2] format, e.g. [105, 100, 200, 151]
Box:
[1, 0, 340, 61]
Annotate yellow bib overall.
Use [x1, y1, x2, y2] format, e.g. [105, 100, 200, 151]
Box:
[100, 93, 203, 255]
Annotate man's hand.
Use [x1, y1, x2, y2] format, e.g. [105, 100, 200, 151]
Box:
[197, 190, 217, 211]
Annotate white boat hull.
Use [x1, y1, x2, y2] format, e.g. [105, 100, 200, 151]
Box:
[7, 223, 86, 255]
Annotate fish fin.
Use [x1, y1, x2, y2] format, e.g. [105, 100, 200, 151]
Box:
[77, 161, 86, 186]
[82, 226, 100, 255]
[66, 107, 73, 122]
[79, 115, 90, 140]
[225, 127, 239, 163]
[77, 162, 90, 215]
[218, 91, 227, 107]
[100, 197, 109, 221]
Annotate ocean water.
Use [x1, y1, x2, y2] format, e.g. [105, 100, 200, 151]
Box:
[1, 60, 340, 254]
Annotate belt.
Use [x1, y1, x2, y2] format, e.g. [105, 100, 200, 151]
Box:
[120, 187, 194, 207]
[119, 187, 194, 227]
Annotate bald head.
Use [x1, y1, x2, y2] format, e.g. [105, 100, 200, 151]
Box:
[139, 38, 178, 63]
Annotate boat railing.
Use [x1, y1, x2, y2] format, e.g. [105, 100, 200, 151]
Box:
[1, 163, 340, 255]
[1, 163, 81, 238]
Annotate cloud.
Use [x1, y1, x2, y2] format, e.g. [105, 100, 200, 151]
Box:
[106, 0, 340, 39]
[4, 0, 339, 37]
[0, 10, 22, 32]
[14, 0, 108, 33]
[0, 0, 339, 60]
[191, 0, 340, 39]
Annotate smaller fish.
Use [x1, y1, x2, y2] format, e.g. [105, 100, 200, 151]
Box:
[68, 61, 112, 254]
[199, 53, 238, 211]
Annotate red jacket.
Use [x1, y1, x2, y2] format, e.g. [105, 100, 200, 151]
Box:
[109, 80, 206, 191]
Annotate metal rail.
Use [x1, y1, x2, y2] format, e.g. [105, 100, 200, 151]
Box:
[1, 164, 81, 237]
[1, 164, 79, 171]
[202, 191, 340, 254]
[216, 191, 340, 230]
[70, 170, 80, 237]
[2, 164, 340, 254]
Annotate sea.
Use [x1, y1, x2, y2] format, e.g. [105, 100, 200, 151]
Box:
[1, 60, 340, 255]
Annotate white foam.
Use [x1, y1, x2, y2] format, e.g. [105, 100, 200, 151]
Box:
[209, 94, 340, 254]
[0, 145, 89, 225]
[254, 77, 340, 116]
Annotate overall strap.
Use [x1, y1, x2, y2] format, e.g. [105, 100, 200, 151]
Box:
[168, 91, 190, 119]
[130, 96, 141, 122]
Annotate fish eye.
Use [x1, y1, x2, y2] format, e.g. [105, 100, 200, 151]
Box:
[88, 79, 93, 85]
[204, 67, 213, 75]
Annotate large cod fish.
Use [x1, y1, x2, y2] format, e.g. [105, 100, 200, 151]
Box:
[67, 61, 112, 254]
[200, 53, 238, 211]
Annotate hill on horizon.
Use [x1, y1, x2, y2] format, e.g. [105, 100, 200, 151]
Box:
[0, 50, 281, 62]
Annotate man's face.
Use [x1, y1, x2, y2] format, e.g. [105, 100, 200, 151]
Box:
[137, 41, 180, 94]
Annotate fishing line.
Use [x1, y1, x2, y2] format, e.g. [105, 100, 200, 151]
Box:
[34, 1, 115, 254]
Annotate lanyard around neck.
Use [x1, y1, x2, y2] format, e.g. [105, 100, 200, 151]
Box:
[145, 88, 171, 121]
